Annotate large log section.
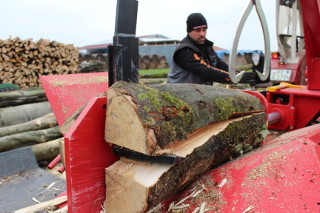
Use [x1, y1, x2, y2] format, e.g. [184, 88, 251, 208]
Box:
[105, 82, 265, 156]
[104, 82, 266, 213]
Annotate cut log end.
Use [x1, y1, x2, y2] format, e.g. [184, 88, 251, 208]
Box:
[105, 95, 150, 154]
[105, 160, 172, 213]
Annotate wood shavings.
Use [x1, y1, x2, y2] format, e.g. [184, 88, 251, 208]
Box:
[217, 178, 227, 188]
[199, 202, 207, 213]
[192, 207, 200, 213]
[146, 204, 163, 213]
[49, 205, 68, 213]
[32, 197, 40, 204]
[190, 202, 208, 213]
[243, 205, 254, 213]
[99, 201, 106, 213]
[172, 204, 190, 210]
[37, 181, 56, 196]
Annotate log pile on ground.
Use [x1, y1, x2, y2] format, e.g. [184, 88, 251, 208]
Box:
[0, 88, 47, 108]
[0, 37, 78, 89]
[78, 61, 107, 73]
[0, 88, 62, 162]
[139, 54, 168, 70]
[104, 82, 266, 213]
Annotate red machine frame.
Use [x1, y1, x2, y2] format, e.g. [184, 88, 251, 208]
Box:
[267, 0, 320, 131]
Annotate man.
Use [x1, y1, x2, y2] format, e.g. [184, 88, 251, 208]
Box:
[167, 13, 257, 85]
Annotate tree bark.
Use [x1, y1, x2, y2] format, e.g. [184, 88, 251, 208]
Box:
[31, 138, 62, 161]
[0, 101, 52, 127]
[0, 88, 47, 108]
[105, 112, 266, 213]
[0, 126, 62, 152]
[0, 113, 57, 137]
[105, 82, 265, 156]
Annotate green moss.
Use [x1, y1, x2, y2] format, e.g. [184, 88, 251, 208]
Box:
[143, 106, 152, 113]
[143, 117, 156, 126]
[135, 84, 196, 143]
[214, 97, 255, 120]
[214, 97, 238, 120]
[161, 91, 188, 110]
[137, 88, 162, 111]
[234, 143, 253, 155]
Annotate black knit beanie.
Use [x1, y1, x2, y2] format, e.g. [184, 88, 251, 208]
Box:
[186, 13, 207, 32]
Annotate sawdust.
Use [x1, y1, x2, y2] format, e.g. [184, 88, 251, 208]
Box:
[51, 75, 108, 87]
[183, 175, 225, 212]
[246, 151, 286, 181]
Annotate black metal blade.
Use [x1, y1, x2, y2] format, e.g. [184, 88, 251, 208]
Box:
[112, 145, 185, 165]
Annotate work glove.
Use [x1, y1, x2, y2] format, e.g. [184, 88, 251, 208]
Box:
[239, 71, 258, 86]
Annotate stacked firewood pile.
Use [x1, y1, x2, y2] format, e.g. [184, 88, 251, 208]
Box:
[0, 37, 78, 89]
[0, 88, 62, 162]
[78, 53, 169, 72]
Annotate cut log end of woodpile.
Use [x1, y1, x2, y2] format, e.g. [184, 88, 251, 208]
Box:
[104, 81, 267, 213]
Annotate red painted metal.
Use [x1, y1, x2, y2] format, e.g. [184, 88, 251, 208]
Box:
[47, 154, 61, 169]
[243, 90, 269, 113]
[58, 165, 65, 173]
[164, 124, 320, 213]
[270, 54, 306, 85]
[40, 72, 108, 126]
[300, 0, 320, 90]
[267, 87, 320, 130]
[64, 97, 119, 213]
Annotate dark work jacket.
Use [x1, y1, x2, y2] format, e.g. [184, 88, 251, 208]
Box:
[167, 36, 230, 85]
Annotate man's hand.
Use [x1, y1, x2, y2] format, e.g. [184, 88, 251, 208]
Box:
[239, 71, 258, 86]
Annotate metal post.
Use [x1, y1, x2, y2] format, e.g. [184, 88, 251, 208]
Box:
[108, 0, 139, 87]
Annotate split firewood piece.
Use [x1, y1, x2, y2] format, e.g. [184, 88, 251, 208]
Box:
[105, 112, 266, 213]
[15, 195, 67, 213]
[105, 81, 265, 156]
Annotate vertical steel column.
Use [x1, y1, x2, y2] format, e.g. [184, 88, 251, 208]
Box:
[108, 0, 139, 87]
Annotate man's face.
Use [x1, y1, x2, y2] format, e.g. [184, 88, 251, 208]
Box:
[188, 28, 207, 45]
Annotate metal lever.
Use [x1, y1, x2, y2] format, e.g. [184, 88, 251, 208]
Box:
[228, 0, 271, 83]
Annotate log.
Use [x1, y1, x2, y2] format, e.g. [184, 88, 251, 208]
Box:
[0, 88, 47, 108]
[0, 126, 62, 152]
[105, 112, 266, 213]
[31, 138, 62, 162]
[105, 82, 264, 155]
[0, 113, 57, 137]
[0, 101, 52, 127]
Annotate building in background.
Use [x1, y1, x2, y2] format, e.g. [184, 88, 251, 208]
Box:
[79, 34, 246, 69]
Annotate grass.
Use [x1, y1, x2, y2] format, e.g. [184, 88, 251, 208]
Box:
[139, 68, 169, 75]
[138, 64, 252, 79]
[139, 68, 169, 78]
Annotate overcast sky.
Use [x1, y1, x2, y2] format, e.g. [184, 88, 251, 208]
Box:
[1, 0, 277, 51]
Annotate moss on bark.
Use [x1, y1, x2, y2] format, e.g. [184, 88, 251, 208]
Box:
[108, 82, 265, 150]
